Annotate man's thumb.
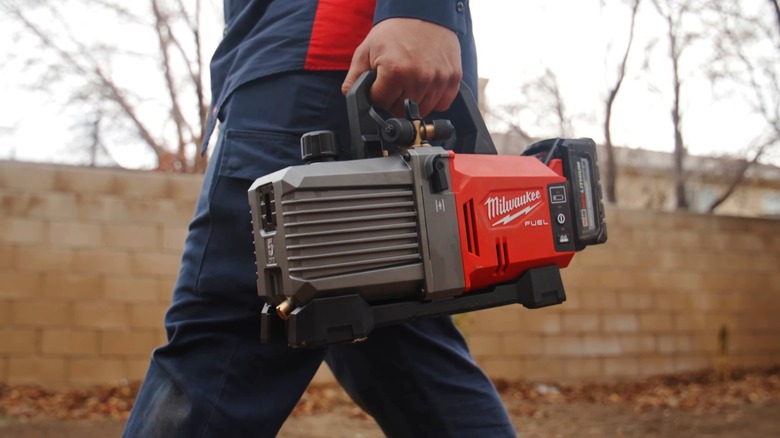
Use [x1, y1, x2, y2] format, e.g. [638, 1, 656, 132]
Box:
[342, 43, 371, 95]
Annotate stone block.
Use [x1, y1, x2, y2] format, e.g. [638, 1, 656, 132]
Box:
[673, 355, 711, 373]
[0, 272, 42, 299]
[672, 312, 709, 333]
[638, 313, 675, 333]
[478, 358, 528, 381]
[55, 167, 116, 194]
[578, 290, 619, 311]
[603, 357, 640, 378]
[73, 302, 130, 330]
[76, 195, 124, 223]
[618, 293, 654, 311]
[618, 334, 657, 354]
[0, 163, 57, 191]
[0, 300, 10, 326]
[73, 248, 131, 274]
[602, 313, 639, 333]
[160, 226, 188, 252]
[562, 313, 600, 332]
[563, 358, 602, 380]
[521, 310, 562, 334]
[129, 303, 168, 329]
[657, 230, 701, 250]
[690, 333, 720, 355]
[41, 329, 98, 356]
[583, 334, 622, 357]
[130, 252, 181, 276]
[464, 307, 523, 334]
[14, 246, 74, 272]
[638, 357, 676, 377]
[100, 330, 161, 357]
[656, 335, 693, 354]
[126, 358, 153, 382]
[156, 276, 177, 303]
[727, 233, 767, 253]
[69, 358, 127, 386]
[543, 335, 586, 357]
[524, 357, 566, 381]
[168, 175, 203, 202]
[12, 300, 70, 327]
[102, 276, 159, 302]
[103, 224, 159, 250]
[42, 273, 102, 300]
[121, 199, 191, 226]
[0, 192, 78, 220]
[47, 221, 103, 248]
[730, 353, 775, 368]
[7, 357, 67, 386]
[464, 334, 502, 357]
[499, 333, 544, 356]
[0, 245, 14, 269]
[112, 172, 170, 199]
[0, 328, 38, 354]
[653, 292, 693, 311]
[0, 218, 46, 244]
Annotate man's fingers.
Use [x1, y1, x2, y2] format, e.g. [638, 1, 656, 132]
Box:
[432, 72, 462, 113]
[343, 18, 463, 116]
[414, 71, 451, 116]
[341, 42, 371, 95]
[370, 68, 405, 114]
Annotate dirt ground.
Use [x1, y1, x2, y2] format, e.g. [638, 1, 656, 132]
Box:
[1, 401, 779, 438]
[2, 367, 779, 437]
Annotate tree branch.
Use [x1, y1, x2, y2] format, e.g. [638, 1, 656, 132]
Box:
[603, 0, 641, 203]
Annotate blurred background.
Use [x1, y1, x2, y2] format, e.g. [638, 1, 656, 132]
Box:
[0, 0, 779, 437]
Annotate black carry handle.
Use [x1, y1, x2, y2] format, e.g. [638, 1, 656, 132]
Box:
[345, 71, 497, 159]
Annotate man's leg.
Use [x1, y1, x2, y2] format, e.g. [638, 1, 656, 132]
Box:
[123, 131, 327, 437]
[125, 71, 357, 437]
[326, 318, 517, 437]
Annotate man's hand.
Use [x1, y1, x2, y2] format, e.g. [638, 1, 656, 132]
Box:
[341, 18, 462, 117]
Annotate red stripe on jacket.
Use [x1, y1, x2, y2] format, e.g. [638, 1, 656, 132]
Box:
[305, 0, 376, 70]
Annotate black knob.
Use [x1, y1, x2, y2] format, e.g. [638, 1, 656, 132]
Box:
[382, 118, 416, 146]
[430, 119, 455, 142]
[301, 130, 338, 163]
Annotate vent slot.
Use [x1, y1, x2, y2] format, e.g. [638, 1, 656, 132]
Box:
[494, 237, 509, 274]
[282, 188, 420, 279]
[260, 184, 277, 233]
[463, 199, 480, 255]
[264, 268, 282, 297]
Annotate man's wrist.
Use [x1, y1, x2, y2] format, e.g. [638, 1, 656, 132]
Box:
[373, 0, 467, 35]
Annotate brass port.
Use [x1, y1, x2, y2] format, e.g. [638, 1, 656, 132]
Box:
[275, 299, 294, 320]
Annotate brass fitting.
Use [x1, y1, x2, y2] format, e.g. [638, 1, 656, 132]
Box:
[275, 299, 294, 320]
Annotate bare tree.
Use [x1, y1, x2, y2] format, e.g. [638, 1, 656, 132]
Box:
[488, 68, 574, 154]
[770, 0, 780, 37]
[602, 0, 642, 204]
[0, 0, 216, 173]
[649, 0, 707, 210]
[704, 0, 780, 212]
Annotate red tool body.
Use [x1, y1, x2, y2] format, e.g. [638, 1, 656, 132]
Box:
[449, 154, 574, 292]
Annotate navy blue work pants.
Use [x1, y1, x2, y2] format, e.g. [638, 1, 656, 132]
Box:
[123, 71, 515, 438]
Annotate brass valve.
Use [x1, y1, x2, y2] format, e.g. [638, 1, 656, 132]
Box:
[369, 99, 454, 152]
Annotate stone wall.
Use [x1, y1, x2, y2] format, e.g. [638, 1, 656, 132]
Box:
[1, 161, 779, 386]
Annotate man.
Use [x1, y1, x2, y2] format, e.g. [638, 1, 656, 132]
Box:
[123, 1, 516, 436]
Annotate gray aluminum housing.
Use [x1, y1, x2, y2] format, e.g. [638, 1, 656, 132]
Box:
[248, 147, 466, 309]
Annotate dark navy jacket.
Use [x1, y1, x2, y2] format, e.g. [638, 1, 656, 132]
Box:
[203, 0, 477, 151]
